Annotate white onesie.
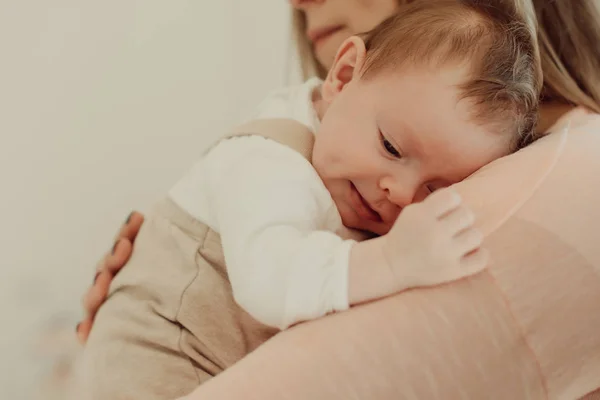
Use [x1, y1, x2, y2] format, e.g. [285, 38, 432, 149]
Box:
[168, 78, 356, 329]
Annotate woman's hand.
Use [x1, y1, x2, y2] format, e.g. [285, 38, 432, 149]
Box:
[76, 211, 145, 344]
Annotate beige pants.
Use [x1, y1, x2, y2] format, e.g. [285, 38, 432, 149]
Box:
[81, 199, 277, 400]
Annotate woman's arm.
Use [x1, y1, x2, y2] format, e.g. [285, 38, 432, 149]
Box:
[76, 211, 144, 344]
[177, 272, 544, 400]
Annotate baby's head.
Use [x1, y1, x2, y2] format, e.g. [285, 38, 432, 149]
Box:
[312, 0, 541, 235]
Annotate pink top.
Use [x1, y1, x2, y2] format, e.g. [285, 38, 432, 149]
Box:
[178, 108, 600, 400]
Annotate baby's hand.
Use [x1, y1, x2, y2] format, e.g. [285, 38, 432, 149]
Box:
[382, 188, 488, 291]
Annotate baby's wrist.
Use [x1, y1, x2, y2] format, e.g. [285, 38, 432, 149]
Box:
[379, 234, 414, 293]
[348, 237, 400, 304]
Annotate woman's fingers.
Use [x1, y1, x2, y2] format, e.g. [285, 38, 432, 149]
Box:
[78, 211, 145, 344]
[113, 211, 145, 243]
[82, 271, 113, 318]
[105, 238, 134, 274]
[79, 270, 113, 344]
[76, 318, 93, 345]
[106, 212, 143, 274]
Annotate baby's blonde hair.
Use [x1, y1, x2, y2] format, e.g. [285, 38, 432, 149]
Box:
[359, 0, 541, 149]
[292, 0, 600, 115]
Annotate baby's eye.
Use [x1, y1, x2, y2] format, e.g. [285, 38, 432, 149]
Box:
[380, 133, 401, 158]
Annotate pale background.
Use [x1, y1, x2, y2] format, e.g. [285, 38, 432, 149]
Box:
[0, 1, 298, 398]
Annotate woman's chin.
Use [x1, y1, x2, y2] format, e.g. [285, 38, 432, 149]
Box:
[315, 46, 338, 72]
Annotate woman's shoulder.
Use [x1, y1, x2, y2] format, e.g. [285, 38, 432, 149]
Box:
[552, 107, 600, 134]
[527, 107, 600, 175]
[453, 107, 599, 235]
[553, 108, 600, 163]
[538, 107, 600, 164]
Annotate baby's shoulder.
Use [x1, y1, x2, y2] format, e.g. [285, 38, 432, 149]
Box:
[250, 78, 322, 128]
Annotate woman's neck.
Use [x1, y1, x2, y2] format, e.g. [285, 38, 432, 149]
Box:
[312, 86, 327, 122]
[537, 102, 578, 135]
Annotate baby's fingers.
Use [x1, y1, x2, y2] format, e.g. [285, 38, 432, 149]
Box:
[441, 205, 476, 236]
[423, 188, 462, 218]
[454, 227, 484, 256]
[460, 248, 489, 276]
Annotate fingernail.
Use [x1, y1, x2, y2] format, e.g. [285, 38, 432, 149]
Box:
[94, 272, 100, 284]
[76, 322, 81, 333]
[111, 240, 119, 255]
[125, 212, 133, 225]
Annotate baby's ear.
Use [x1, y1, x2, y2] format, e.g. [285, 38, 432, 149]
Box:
[321, 36, 367, 102]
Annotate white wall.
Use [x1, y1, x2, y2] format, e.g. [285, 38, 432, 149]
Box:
[0, 1, 294, 397]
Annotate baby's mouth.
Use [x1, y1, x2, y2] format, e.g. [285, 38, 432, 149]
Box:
[350, 183, 382, 223]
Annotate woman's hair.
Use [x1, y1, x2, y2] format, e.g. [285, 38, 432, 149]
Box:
[292, 0, 600, 113]
[292, 9, 327, 81]
[533, 0, 600, 113]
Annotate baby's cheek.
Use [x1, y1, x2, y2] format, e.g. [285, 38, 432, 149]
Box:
[313, 137, 345, 169]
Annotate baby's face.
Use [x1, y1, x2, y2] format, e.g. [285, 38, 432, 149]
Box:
[313, 65, 511, 235]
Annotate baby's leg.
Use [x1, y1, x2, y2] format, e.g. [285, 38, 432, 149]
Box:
[79, 205, 215, 399]
[81, 291, 206, 399]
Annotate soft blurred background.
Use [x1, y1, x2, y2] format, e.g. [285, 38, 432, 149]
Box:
[0, 1, 297, 398]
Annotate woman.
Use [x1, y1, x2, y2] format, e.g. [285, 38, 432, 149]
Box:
[80, 0, 600, 341]
[79, 0, 600, 398]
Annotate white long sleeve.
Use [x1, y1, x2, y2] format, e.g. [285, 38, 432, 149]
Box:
[169, 135, 354, 330]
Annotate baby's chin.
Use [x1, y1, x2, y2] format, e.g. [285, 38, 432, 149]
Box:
[358, 224, 389, 237]
[335, 225, 374, 241]
[340, 212, 389, 238]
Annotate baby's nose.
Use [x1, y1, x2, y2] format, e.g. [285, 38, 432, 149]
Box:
[381, 182, 413, 208]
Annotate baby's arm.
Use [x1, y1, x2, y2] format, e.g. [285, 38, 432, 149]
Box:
[207, 137, 487, 329]
[347, 188, 488, 305]
[206, 136, 356, 329]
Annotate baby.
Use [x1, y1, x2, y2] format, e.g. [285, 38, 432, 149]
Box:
[80, 1, 540, 399]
